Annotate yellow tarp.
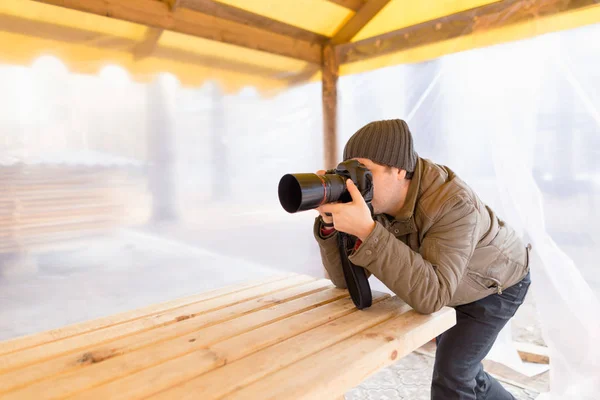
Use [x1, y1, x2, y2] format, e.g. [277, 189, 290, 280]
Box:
[1, 0, 600, 93]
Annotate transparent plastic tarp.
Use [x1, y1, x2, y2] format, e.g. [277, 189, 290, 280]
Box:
[338, 22, 600, 399]
[0, 58, 326, 339]
[1, 7, 600, 400]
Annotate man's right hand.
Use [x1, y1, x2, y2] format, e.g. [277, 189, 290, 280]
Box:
[315, 169, 334, 225]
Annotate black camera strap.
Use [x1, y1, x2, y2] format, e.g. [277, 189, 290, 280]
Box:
[337, 232, 372, 310]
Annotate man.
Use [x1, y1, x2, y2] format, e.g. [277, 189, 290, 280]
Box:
[314, 119, 531, 400]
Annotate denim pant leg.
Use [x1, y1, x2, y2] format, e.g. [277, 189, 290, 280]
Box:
[431, 272, 531, 400]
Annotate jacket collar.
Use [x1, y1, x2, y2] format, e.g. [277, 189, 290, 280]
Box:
[383, 157, 422, 236]
[394, 157, 422, 221]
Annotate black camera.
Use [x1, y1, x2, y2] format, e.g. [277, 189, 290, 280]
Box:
[278, 159, 374, 214]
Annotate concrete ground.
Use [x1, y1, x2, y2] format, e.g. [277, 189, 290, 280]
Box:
[346, 352, 540, 400]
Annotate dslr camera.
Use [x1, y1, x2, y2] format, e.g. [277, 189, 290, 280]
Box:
[278, 159, 374, 214]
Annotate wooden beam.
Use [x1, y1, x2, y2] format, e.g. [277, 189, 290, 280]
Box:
[322, 45, 339, 170]
[164, 0, 182, 11]
[179, 0, 328, 44]
[0, 13, 306, 79]
[326, 0, 365, 12]
[320, 0, 390, 169]
[337, 0, 599, 64]
[133, 27, 163, 60]
[283, 65, 320, 86]
[33, 0, 322, 64]
[331, 0, 391, 44]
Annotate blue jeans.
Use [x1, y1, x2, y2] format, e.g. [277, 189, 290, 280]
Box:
[431, 271, 532, 400]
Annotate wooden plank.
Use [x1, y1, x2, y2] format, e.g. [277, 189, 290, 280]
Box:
[0, 218, 117, 234]
[415, 340, 549, 393]
[331, 0, 391, 44]
[0, 189, 118, 199]
[179, 0, 328, 44]
[2, 181, 125, 189]
[0, 225, 116, 243]
[0, 222, 118, 242]
[69, 292, 391, 399]
[0, 234, 106, 254]
[1, 181, 132, 191]
[337, 0, 599, 64]
[33, 0, 323, 63]
[514, 341, 550, 364]
[0, 200, 118, 211]
[0, 205, 143, 221]
[322, 45, 339, 170]
[149, 295, 406, 400]
[225, 306, 456, 399]
[0, 275, 316, 373]
[0, 279, 329, 394]
[0, 230, 113, 253]
[484, 359, 549, 393]
[0, 185, 118, 193]
[326, 0, 364, 12]
[0, 274, 291, 356]
[0, 208, 123, 225]
[1, 284, 345, 398]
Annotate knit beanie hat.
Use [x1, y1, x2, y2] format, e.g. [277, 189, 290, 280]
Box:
[343, 119, 418, 172]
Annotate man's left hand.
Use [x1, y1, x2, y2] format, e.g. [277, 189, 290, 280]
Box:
[319, 180, 376, 241]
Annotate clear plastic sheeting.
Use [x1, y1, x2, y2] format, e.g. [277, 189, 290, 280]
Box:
[339, 21, 600, 400]
[0, 57, 326, 341]
[0, 7, 600, 400]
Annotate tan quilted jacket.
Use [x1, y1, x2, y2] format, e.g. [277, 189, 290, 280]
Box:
[314, 157, 530, 314]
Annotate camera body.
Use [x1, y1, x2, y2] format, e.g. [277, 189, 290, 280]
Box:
[278, 159, 374, 214]
[327, 159, 374, 206]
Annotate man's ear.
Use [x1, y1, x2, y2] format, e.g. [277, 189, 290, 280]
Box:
[397, 169, 407, 181]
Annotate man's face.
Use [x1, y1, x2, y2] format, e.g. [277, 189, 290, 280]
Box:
[353, 158, 407, 215]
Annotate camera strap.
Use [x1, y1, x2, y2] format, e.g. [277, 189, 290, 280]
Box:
[337, 232, 372, 310]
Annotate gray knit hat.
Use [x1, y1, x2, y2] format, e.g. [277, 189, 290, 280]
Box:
[343, 119, 418, 172]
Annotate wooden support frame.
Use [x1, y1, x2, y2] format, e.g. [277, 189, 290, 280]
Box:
[33, 0, 323, 64]
[322, 45, 339, 170]
[321, 0, 390, 168]
[336, 0, 599, 64]
[0, 13, 309, 83]
[331, 0, 391, 45]
[326, 0, 365, 12]
[178, 0, 328, 44]
[132, 27, 163, 60]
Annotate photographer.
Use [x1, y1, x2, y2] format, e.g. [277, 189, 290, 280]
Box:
[313, 119, 531, 400]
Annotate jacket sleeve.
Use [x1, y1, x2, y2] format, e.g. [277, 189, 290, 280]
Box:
[312, 217, 373, 289]
[348, 197, 479, 314]
[312, 217, 347, 288]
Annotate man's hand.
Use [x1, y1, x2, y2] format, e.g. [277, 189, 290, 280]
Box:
[315, 170, 334, 225]
[319, 179, 375, 241]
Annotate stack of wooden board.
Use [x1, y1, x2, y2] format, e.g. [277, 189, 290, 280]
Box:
[0, 164, 149, 254]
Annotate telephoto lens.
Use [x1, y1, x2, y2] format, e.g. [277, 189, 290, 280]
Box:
[278, 172, 347, 213]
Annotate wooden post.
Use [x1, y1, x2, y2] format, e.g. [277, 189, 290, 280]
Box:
[147, 78, 178, 222]
[322, 45, 339, 170]
[209, 83, 230, 201]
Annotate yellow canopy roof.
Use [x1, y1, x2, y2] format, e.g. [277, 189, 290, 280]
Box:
[2, 0, 600, 93]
